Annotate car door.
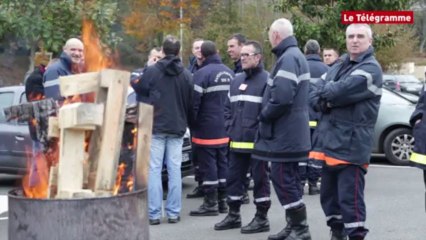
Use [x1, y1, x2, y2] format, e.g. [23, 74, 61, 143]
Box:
[0, 90, 23, 172]
[12, 91, 33, 163]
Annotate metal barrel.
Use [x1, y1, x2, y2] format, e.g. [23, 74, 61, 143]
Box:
[8, 189, 149, 240]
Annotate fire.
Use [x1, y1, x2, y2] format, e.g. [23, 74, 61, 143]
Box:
[82, 19, 114, 72]
[113, 163, 126, 195]
[22, 148, 49, 198]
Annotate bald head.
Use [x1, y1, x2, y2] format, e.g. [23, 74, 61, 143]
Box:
[63, 38, 84, 64]
[268, 18, 294, 48]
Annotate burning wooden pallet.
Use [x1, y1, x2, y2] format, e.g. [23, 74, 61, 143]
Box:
[5, 69, 153, 199]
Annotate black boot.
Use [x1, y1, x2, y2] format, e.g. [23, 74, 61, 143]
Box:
[283, 206, 312, 240]
[189, 191, 219, 216]
[214, 210, 241, 230]
[218, 190, 228, 213]
[348, 237, 364, 240]
[308, 182, 320, 195]
[330, 227, 348, 240]
[186, 183, 204, 198]
[267, 214, 292, 240]
[241, 208, 270, 234]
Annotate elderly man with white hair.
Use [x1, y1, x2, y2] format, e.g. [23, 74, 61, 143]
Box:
[252, 18, 312, 240]
[310, 24, 382, 240]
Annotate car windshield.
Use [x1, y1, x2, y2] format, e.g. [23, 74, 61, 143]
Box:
[395, 75, 421, 83]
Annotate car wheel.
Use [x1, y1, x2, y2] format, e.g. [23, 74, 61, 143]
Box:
[383, 128, 414, 165]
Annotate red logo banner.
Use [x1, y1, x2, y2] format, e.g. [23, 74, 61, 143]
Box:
[341, 11, 414, 24]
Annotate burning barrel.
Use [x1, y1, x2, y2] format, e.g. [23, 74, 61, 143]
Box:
[8, 189, 149, 240]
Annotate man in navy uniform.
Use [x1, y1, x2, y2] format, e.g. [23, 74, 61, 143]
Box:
[214, 40, 271, 234]
[189, 41, 234, 216]
[252, 18, 312, 240]
[310, 24, 383, 240]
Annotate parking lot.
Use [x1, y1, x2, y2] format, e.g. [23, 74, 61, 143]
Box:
[1, 161, 425, 240]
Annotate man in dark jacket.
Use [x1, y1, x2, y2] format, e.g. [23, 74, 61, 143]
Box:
[133, 35, 193, 225]
[227, 33, 246, 74]
[252, 18, 312, 240]
[43, 38, 84, 101]
[186, 38, 205, 199]
[214, 40, 271, 234]
[323, 48, 340, 67]
[310, 24, 382, 240]
[188, 38, 204, 74]
[189, 41, 234, 217]
[409, 85, 426, 209]
[299, 39, 329, 196]
[129, 47, 163, 87]
[227, 33, 251, 204]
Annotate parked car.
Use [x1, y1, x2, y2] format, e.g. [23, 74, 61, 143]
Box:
[0, 85, 193, 179]
[372, 88, 418, 165]
[383, 74, 423, 96]
[0, 86, 32, 174]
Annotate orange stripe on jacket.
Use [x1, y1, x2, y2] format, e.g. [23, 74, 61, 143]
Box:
[309, 151, 369, 168]
[192, 137, 230, 145]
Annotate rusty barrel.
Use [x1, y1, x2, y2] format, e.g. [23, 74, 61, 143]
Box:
[8, 189, 149, 240]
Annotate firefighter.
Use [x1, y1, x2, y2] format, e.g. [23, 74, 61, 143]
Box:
[310, 24, 382, 240]
[214, 40, 271, 234]
[299, 39, 329, 195]
[252, 18, 312, 240]
[409, 85, 426, 209]
[189, 40, 234, 216]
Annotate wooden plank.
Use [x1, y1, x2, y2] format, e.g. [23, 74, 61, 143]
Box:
[134, 103, 153, 190]
[94, 69, 130, 191]
[48, 117, 59, 138]
[47, 165, 58, 199]
[58, 102, 104, 129]
[87, 88, 108, 190]
[59, 72, 100, 97]
[56, 129, 85, 197]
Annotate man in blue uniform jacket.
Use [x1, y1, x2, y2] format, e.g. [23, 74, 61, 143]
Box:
[214, 40, 271, 234]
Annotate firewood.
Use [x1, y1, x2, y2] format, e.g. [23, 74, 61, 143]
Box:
[58, 102, 104, 129]
[92, 69, 130, 192]
[134, 103, 153, 190]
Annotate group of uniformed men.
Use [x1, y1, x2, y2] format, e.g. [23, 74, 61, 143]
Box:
[24, 15, 426, 240]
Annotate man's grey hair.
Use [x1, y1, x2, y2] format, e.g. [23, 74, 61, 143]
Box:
[304, 39, 321, 55]
[346, 24, 373, 39]
[270, 18, 293, 39]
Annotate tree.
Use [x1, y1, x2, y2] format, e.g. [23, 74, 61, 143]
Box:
[122, 0, 201, 62]
[272, 0, 414, 69]
[0, 0, 120, 75]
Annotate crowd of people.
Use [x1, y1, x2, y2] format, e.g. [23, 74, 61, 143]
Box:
[23, 17, 426, 240]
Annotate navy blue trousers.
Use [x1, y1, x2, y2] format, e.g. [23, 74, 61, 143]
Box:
[196, 146, 228, 194]
[321, 164, 368, 238]
[226, 152, 271, 211]
[298, 158, 323, 184]
[270, 162, 304, 209]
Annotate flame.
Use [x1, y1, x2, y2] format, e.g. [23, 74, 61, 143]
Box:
[29, 93, 45, 101]
[113, 163, 126, 195]
[82, 19, 114, 72]
[22, 147, 49, 198]
[127, 175, 134, 192]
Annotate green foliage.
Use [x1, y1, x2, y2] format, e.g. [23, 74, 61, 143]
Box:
[194, 0, 279, 69]
[272, 0, 413, 60]
[0, 0, 120, 55]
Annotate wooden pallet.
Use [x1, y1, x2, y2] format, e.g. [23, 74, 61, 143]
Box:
[51, 69, 132, 198]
